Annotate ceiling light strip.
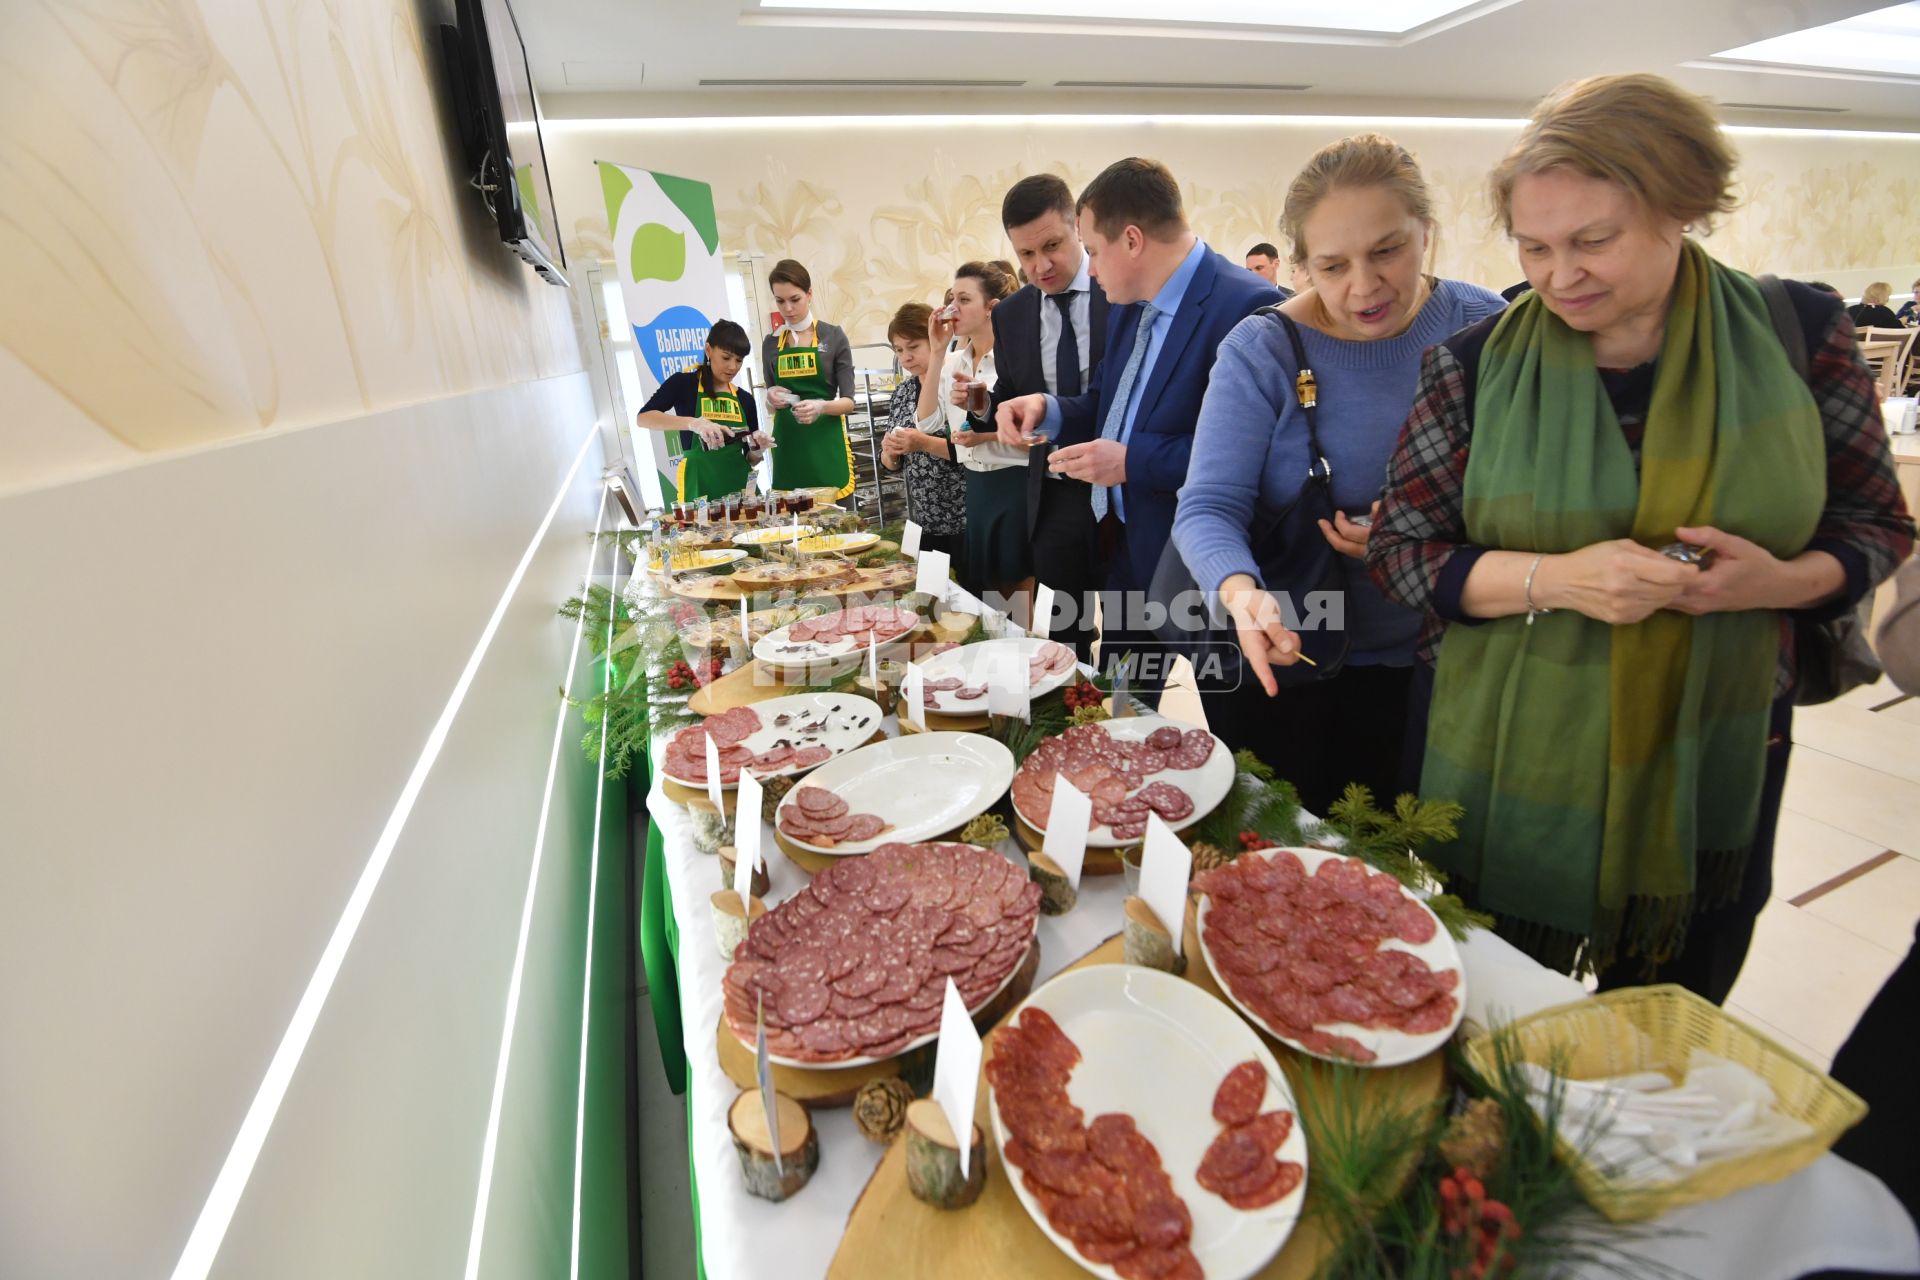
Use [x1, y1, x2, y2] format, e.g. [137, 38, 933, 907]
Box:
[168, 423, 600, 1280]
[569, 527, 619, 1280]
[547, 113, 1920, 140]
[464, 489, 609, 1280]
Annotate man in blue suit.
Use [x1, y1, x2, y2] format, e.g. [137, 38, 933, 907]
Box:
[996, 157, 1282, 696]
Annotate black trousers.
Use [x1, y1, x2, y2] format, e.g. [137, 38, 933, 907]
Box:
[1198, 663, 1415, 817]
[1091, 512, 1169, 701]
[1593, 696, 1794, 1005]
[1029, 468, 1100, 664]
[1825, 923, 1920, 1239]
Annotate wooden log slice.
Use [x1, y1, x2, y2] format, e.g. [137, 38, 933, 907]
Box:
[728, 1087, 818, 1202]
[1027, 848, 1078, 916]
[710, 889, 766, 961]
[904, 1098, 986, 1209]
[1122, 894, 1186, 975]
[717, 847, 771, 899]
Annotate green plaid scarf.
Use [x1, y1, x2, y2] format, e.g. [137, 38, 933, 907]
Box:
[1421, 243, 1825, 974]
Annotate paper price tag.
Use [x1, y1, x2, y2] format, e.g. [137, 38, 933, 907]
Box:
[739, 597, 751, 647]
[754, 996, 783, 1177]
[931, 977, 983, 1180]
[1032, 583, 1055, 641]
[1042, 779, 1091, 889]
[735, 771, 764, 903]
[902, 520, 923, 559]
[914, 548, 951, 600]
[902, 662, 927, 733]
[1139, 813, 1193, 956]
[986, 644, 1029, 721]
[867, 631, 879, 687]
[704, 731, 725, 813]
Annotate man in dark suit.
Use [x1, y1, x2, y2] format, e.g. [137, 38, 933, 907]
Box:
[987, 175, 1109, 661]
[997, 157, 1283, 698]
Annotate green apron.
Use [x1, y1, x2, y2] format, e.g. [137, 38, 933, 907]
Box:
[674, 383, 752, 502]
[770, 327, 855, 499]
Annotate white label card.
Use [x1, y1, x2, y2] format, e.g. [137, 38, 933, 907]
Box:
[931, 977, 983, 1180]
[867, 631, 879, 686]
[739, 597, 751, 646]
[704, 731, 725, 813]
[1032, 584, 1055, 642]
[902, 520, 923, 559]
[914, 548, 951, 599]
[902, 662, 927, 733]
[986, 645, 1029, 721]
[754, 997, 783, 1177]
[1139, 813, 1193, 956]
[735, 771, 764, 903]
[1042, 779, 1091, 889]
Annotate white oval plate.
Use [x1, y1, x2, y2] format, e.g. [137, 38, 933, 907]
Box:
[753, 605, 919, 670]
[732, 524, 821, 547]
[1010, 716, 1234, 848]
[914, 637, 1080, 714]
[659, 693, 882, 791]
[1196, 846, 1465, 1068]
[795, 531, 879, 555]
[649, 547, 748, 572]
[774, 731, 1015, 855]
[990, 966, 1308, 1280]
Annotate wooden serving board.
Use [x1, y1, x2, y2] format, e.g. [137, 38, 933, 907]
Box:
[665, 558, 916, 605]
[688, 614, 977, 718]
[826, 904, 1447, 1280]
[715, 941, 1042, 1107]
[658, 730, 888, 812]
[772, 819, 973, 876]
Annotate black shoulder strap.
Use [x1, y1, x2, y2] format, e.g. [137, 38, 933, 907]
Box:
[1758, 274, 1810, 385]
[1257, 304, 1331, 479]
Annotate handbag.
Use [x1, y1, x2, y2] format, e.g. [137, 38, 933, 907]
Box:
[1756, 275, 1886, 706]
[1148, 306, 1350, 686]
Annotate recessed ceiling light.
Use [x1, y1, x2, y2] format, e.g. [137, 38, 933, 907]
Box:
[755, 0, 1493, 36]
[1707, 1, 1920, 79]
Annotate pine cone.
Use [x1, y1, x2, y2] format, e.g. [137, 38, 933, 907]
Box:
[1189, 842, 1234, 872]
[854, 1077, 915, 1144]
[761, 774, 797, 825]
[1437, 1098, 1507, 1181]
[960, 813, 1010, 847]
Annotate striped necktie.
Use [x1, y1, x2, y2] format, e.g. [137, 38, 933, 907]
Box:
[1092, 303, 1159, 522]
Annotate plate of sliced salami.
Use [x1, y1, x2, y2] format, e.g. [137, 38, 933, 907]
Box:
[1195, 847, 1465, 1067]
[910, 637, 1080, 714]
[753, 603, 921, 671]
[1010, 717, 1232, 847]
[774, 731, 1015, 855]
[660, 695, 882, 790]
[987, 966, 1308, 1280]
[722, 841, 1042, 1066]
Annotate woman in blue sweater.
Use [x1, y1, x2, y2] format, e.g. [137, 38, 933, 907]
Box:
[1173, 135, 1504, 813]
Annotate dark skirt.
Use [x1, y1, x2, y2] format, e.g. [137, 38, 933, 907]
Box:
[963, 465, 1032, 591]
[1198, 662, 1414, 817]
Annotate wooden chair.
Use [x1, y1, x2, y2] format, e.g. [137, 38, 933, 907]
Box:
[1859, 327, 1917, 399]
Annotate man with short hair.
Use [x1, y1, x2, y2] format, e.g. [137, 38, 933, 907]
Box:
[989, 174, 1109, 661]
[998, 157, 1283, 696]
[1244, 242, 1282, 286]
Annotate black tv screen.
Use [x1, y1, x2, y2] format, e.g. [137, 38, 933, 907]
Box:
[443, 0, 568, 286]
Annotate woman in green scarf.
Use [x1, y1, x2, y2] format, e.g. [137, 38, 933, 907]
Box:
[1366, 74, 1914, 1001]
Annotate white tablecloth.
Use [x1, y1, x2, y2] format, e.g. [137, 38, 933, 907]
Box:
[650, 708, 1917, 1280]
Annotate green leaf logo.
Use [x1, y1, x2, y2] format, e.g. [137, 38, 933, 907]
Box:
[631, 222, 686, 284]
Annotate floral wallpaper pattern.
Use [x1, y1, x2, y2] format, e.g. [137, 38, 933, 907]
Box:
[0, 0, 582, 493]
[549, 119, 1919, 350]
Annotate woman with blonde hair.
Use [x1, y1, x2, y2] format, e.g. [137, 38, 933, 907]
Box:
[1847, 281, 1902, 331]
[1173, 134, 1504, 813]
[1367, 74, 1914, 999]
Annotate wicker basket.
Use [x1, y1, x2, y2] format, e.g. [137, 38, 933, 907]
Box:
[1460, 984, 1867, 1222]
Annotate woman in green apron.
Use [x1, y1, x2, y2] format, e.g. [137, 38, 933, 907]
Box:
[634, 320, 767, 501]
[762, 259, 857, 501]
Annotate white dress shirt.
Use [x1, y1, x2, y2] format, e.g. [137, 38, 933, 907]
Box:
[918, 343, 1020, 471]
[1038, 249, 1094, 396]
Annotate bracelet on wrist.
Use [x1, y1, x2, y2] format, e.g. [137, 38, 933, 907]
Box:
[1524, 553, 1553, 625]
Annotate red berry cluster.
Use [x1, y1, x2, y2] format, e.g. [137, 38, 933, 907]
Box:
[1438, 1167, 1520, 1278]
[1061, 680, 1103, 710]
[665, 657, 723, 690]
[1237, 830, 1273, 852]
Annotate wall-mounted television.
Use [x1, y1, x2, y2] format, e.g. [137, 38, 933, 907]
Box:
[440, 0, 569, 286]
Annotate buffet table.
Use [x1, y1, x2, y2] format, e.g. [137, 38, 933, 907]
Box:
[630, 575, 1918, 1280]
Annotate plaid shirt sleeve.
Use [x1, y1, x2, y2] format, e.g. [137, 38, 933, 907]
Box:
[1364, 342, 1480, 665]
[1800, 308, 1915, 613]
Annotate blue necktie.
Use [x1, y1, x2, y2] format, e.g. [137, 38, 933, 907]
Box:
[1092, 303, 1159, 523]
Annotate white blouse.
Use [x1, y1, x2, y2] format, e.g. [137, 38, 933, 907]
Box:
[917, 342, 1025, 472]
